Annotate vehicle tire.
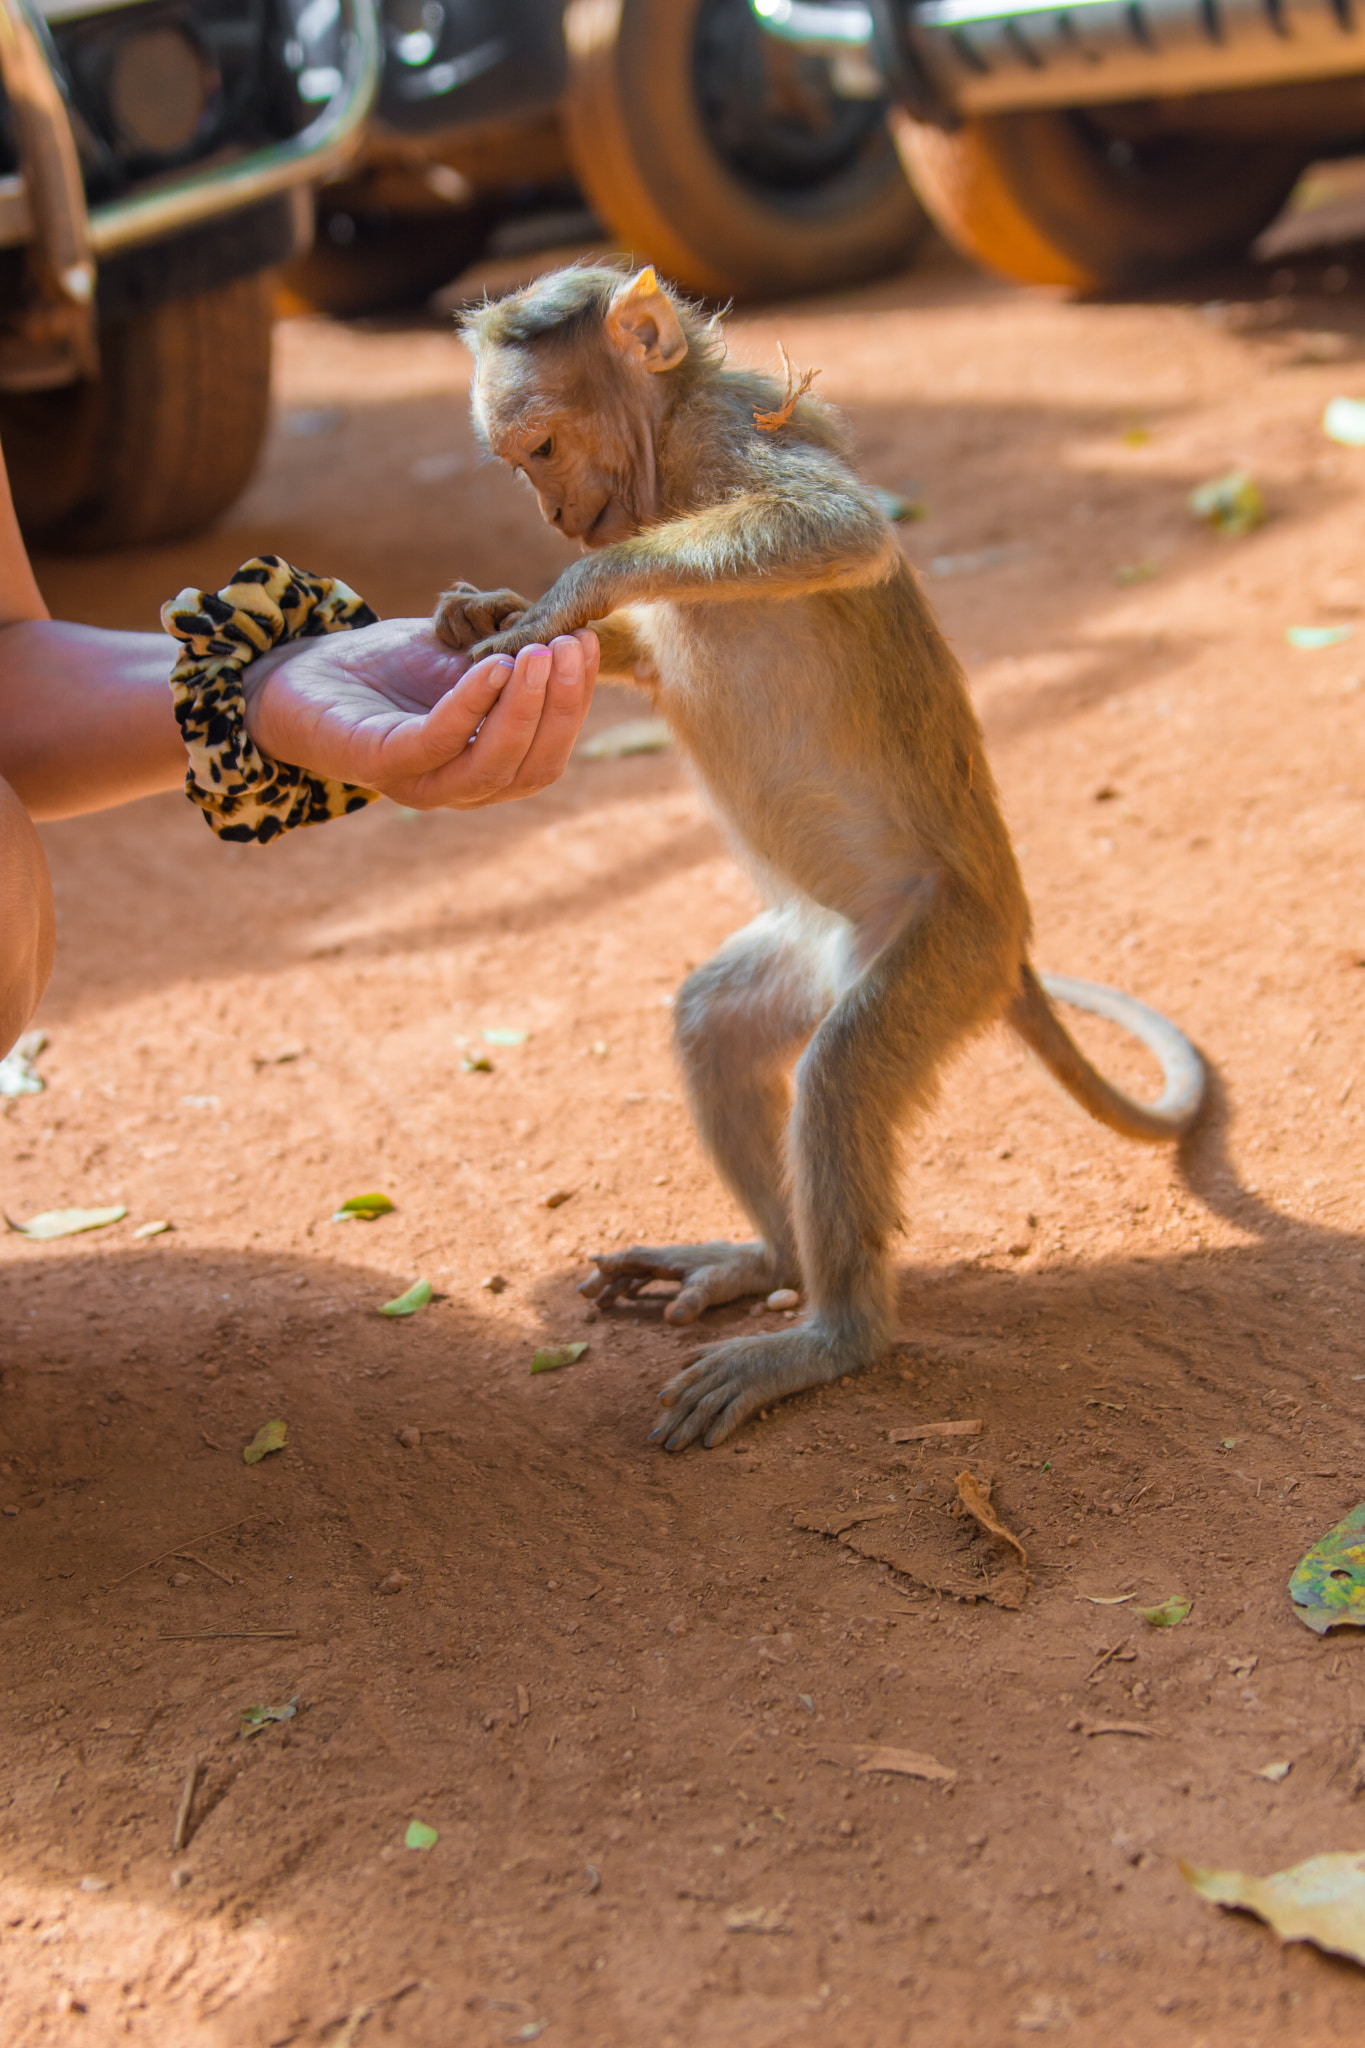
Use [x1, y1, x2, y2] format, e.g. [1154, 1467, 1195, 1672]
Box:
[563, 0, 925, 301]
[283, 200, 493, 318]
[0, 273, 273, 552]
[894, 108, 1305, 292]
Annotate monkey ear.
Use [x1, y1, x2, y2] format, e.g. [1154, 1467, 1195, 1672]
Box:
[604, 267, 689, 373]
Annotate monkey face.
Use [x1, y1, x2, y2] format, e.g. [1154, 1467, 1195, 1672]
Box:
[465, 266, 692, 552]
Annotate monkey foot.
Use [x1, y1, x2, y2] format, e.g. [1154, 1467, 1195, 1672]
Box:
[579, 1240, 791, 1326]
[650, 1325, 863, 1450]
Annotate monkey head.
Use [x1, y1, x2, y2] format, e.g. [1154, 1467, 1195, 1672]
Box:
[462, 266, 696, 549]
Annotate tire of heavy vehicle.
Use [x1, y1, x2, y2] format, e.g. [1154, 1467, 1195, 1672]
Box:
[283, 201, 493, 318]
[562, 0, 925, 301]
[894, 108, 1305, 292]
[0, 273, 273, 553]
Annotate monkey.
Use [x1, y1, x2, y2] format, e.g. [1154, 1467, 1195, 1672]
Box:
[435, 263, 1206, 1451]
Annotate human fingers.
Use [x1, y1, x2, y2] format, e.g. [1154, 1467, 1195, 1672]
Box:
[485, 632, 595, 800]
[421, 642, 554, 805]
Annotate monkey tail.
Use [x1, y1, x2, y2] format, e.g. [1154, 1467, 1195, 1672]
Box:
[1006, 963, 1206, 1143]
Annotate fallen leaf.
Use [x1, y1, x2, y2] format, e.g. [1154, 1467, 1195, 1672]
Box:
[1287, 623, 1356, 649]
[578, 717, 671, 761]
[404, 1820, 438, 1851]
[481, 1028, 528, 1046]
[332, 1192, 394, 1221]
[1076, 1593, 1135, 1606]
[1324, 395, 1365, 447]
[1289, 1501, 1365, 1633]
[460, 1053, 493, 1073]
[1257, 1761, 1292, 1783]
[1141, 1595, 1192, 1627]
[531, 1342, 588, 1374]
[378, 1279, 432, 1317]
[834, 1744, 956, 1785]
[724, 1902, 790, 1933]
[132, 1220, 172, 1239]
[1182, 1850, 1365, 1966]
[0, 1028, 46, 1098]
[242, 1419, 287, 1464]
[954, 1470, 1028, 1571]
[889, 1419, 983, 1443]
[871, 485, 926, 522]
[239, 1696, 298, 1738]
[6, 1205, 127, 1241]
[1188, 469, 1265, 535]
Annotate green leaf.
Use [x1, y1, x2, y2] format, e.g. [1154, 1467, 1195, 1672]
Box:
[531, 1342, 588, 1375]
[332, 1192, 394, 1221]
[378, 1279, 433, 1318]
[405, 1820, 438, 1851]
[482, 1028, 528, 1047]
[1182, 1851, 1365, 1966]
[1286, 623, 1355, 650]
[1188, 470, 1265, 536]
[239, 1696, 298, 1738]
[578, 717, 672, 761]
[243, 1419, 287, 1464]
[1140, 1595, 1192, 1628]
[6, 1205, 126, 1241]
[1324, 395, 1365, 447]
[1289, 1501, 1365, 1634]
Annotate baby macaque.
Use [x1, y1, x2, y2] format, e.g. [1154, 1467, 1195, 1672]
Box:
[437, 265, 1205, 1449]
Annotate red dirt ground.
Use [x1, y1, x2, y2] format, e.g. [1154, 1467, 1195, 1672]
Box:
[4, 222, 1365, 2047]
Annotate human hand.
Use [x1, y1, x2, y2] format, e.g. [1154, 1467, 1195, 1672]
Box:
[242, 617, 598, 809]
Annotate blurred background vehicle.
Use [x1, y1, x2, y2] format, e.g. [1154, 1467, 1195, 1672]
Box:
[0, 0, 378, 549]
[286, 0, 927, 313]
[753, 0, 1365, 292]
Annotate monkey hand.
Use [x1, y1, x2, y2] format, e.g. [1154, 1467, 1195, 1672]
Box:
[579, 1239, 789, 1325]
[434, 582, 531, 652]
[652, 1325, 863, 1450]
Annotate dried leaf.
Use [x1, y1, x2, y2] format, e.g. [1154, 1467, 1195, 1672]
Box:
[1140, 1595, 1192, 1627]
[1289, 1501, 1365, 1633]
[1182, 1850, 1365, 1966]
[1287, 623, 1355, 649]
[724, 1902, 790, 1932]
[132, 1219, 172, 1239]
[578, 717, 671, 761]
[239, 1696, 298, 1738]
[332, 1192, 394, 1221]
[481, 1028, 528, 1046]
[405, 1820, 438, 1851]
[1188, 469, 1265, 536]
[1076, 1593, 1135, 1606]
[6, 1205, 126, 1241]
[954, 1470, 1028, 1570]
[1324, 396, 1365, 447]
[460, 1054, 493, 1073]
[1257, 1761, 1292, 1783]
[531, 1342, 588, 1375]
[889, 1419, 983, 1444]
[378, 1279, 432, 1318]
[836, 1744, 956, 1785]
[242, 1419, 287, 1464]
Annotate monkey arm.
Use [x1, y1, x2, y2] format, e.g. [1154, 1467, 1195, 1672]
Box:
[466, 484, 897, 657]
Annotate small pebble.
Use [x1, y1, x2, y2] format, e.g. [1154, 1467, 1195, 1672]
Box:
[202, 1361, 221, 1381]
[767, 1288, 800, 1310]
[481, 1274, 507, 1294]
[79, 1876, 110, 1893]
[169, 1571, 192, 1588]
[396, 1426, 421, 1450]
[376, 1570, 411, 1595]
[169, 1867, 193, 1891]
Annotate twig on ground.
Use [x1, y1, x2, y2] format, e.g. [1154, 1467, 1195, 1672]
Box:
[175, 1550, 235, 1586]
[106, 1512, 267, 1588]
[159, 1630, 299, 1641]
[171, 1756, 200, 1854]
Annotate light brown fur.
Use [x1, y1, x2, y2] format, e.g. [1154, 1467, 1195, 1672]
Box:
[436, 264, 1204, 1449]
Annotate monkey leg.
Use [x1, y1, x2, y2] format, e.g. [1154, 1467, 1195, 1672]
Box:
[653, 899, 1013, 1449]
[433, 583, 530, 652]
[580, 913, 833, 1323]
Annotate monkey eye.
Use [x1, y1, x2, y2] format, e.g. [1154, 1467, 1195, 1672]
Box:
[528, 437, 553, 460]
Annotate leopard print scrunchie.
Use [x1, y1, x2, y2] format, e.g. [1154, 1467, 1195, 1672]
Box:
[162, 554, 381, 843]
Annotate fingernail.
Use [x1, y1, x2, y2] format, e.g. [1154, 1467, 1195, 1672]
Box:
[550, 637, 580, 682]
